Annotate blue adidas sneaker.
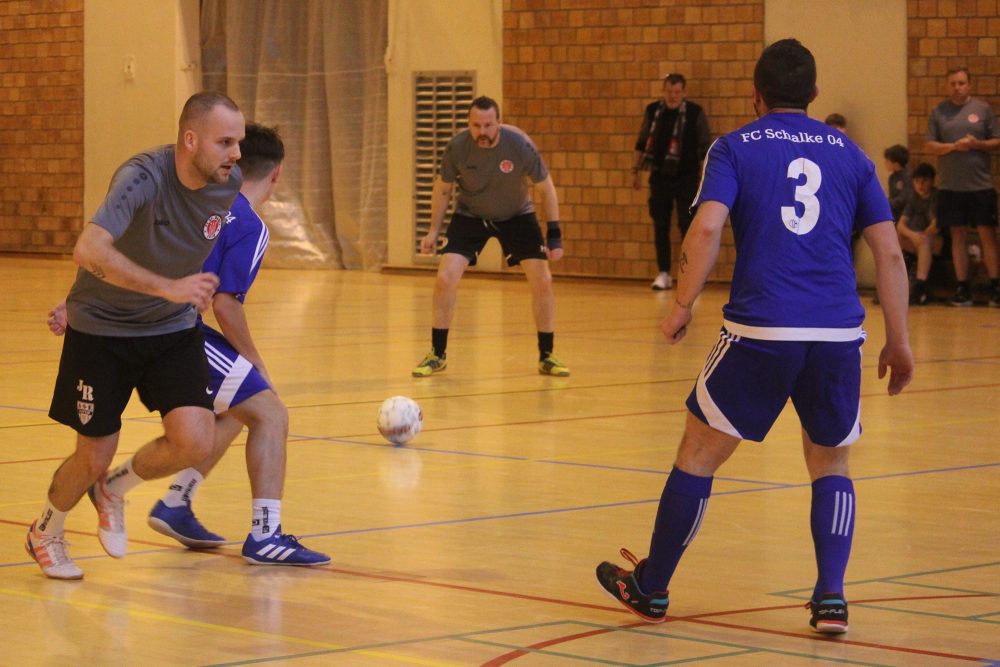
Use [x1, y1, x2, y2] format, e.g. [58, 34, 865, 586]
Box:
[147, 500, 226, 549]
[241, 526, 331, 566]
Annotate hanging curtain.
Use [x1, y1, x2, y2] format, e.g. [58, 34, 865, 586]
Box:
[201, 0, 388, 269]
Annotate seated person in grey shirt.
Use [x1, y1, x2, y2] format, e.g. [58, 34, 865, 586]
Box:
[897, 162, 943, 305]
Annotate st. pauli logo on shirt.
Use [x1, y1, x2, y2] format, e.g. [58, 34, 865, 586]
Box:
[968, 113, 979, 123]
[499, 160, 514, 174]
[203, 214, 223, 240]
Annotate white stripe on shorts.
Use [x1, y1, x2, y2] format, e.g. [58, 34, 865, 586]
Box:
[695, 333, 742, 439]
[205, 342, 235, 375]
[722, 319, 865, 342]
[213, 355, 254, 414]
[834, 346, 864, 447]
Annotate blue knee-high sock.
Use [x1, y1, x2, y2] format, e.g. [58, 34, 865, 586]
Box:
[810, 475, 855, 600]
[638, 466, 713, 594]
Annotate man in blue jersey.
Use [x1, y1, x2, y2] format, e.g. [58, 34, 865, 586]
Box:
[595, 39, 914, 634]
[48, 123, 329, 567]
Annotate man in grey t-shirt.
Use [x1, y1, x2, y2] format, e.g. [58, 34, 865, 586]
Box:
[412, 96, 570, 377]
[925, 67, 1000, 307]
[26, 92, 245, 580]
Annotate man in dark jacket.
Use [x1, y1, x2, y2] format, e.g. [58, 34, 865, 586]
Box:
[631, 74, 712, 290]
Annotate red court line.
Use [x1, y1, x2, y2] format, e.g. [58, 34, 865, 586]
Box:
[480, 594, 991, 666]
[0, 520, 991, 664]
[0, 519, 199, 562]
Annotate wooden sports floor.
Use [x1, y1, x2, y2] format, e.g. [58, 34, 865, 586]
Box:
[1, 256, 997, 666]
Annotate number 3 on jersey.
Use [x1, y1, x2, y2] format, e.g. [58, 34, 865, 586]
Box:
[781, 157, 821, 235]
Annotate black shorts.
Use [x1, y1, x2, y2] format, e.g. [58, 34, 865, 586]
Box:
[937, 189, 997, 229]
[48, 326, 213, 437]
[440, 212, 547, 267]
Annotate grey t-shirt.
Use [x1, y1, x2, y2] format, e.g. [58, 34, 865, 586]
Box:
[439, 125, 549, 220]
[901, 188, 937, 232]
[925, 98, 999, 191]
[67, 145, 242, 336]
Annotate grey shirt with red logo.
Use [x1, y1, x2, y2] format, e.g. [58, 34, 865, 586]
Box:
[926, 97, 999, 192]
[439, 125, 548, 220]
[67, 145, 242, 336]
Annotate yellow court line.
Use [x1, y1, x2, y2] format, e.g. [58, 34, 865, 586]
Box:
[0, 587, 464, 667]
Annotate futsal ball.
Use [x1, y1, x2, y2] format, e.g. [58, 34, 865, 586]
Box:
[377, 396, 423, 445]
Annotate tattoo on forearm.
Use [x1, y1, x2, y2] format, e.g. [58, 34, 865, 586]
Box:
[679, 251, 688, 274]
[88, 263, 106, 279]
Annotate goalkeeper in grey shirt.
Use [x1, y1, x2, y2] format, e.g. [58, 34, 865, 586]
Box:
[413, 95, 570, 378]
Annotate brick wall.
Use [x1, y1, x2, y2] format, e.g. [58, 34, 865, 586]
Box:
[906, 0, 1000, 192]
[504, 0, 1000, 282]
[0, 0, 84, 255]
[502, 0, 764, 281]
[4, 2, 995, 269]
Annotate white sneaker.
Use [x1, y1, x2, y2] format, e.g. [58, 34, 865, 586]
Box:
[651, 272, 673, 290]
[88, 475, 127, 558]
[25, 521, 84, 580]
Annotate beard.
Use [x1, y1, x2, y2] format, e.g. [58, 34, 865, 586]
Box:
[193, 151, 231, 185]
[475, 132, 497, 147]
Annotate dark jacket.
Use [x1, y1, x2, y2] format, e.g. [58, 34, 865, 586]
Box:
[635, 99, 711, 179]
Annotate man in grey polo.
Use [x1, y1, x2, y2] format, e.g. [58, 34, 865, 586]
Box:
[26, 92, 245, 579]
[413, 95, 569, 377]
[925, 67, 1000, 307]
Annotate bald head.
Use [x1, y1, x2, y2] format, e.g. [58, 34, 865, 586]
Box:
[178, 91, 241, 137]
[175, 91, 245, 189]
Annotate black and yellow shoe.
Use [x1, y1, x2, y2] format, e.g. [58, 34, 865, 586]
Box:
[412, 350, 447, 377]
[538, 354, 570, 376]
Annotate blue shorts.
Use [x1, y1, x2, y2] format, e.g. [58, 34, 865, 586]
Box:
[201, 324, 272, 414]
[685, 327, 865, 446]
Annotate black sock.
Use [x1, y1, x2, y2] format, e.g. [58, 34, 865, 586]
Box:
[958, 280, 970, 291]
[538, 331, 554, 361]
[991, 278, 999, 290]
[432, 328, 448, 358]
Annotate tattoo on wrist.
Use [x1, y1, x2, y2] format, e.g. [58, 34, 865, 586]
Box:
[675, 298, 692, 309]
[88, 264, 106, 279]
[679, 251, 688, 273]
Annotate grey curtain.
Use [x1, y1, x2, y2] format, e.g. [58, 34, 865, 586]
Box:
[201, 0, 388, 269]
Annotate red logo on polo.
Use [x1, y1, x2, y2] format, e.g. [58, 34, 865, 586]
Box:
[499, 160, 514, 174]
[203, 215, 223, 240]
[968, 113, 979, 123]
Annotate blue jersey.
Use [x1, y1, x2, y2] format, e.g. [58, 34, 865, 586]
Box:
[201, 192, 269, 304]
[694, 112, 892, 340]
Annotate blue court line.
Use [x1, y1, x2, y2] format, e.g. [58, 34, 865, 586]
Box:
[0, 404, 47, 413]
[303, 432, 999, 491]
[307, 434, 792, 485]
[5, 464, 993, 572]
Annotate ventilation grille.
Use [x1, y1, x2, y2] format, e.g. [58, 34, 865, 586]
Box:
[413, 72, 475, 258]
